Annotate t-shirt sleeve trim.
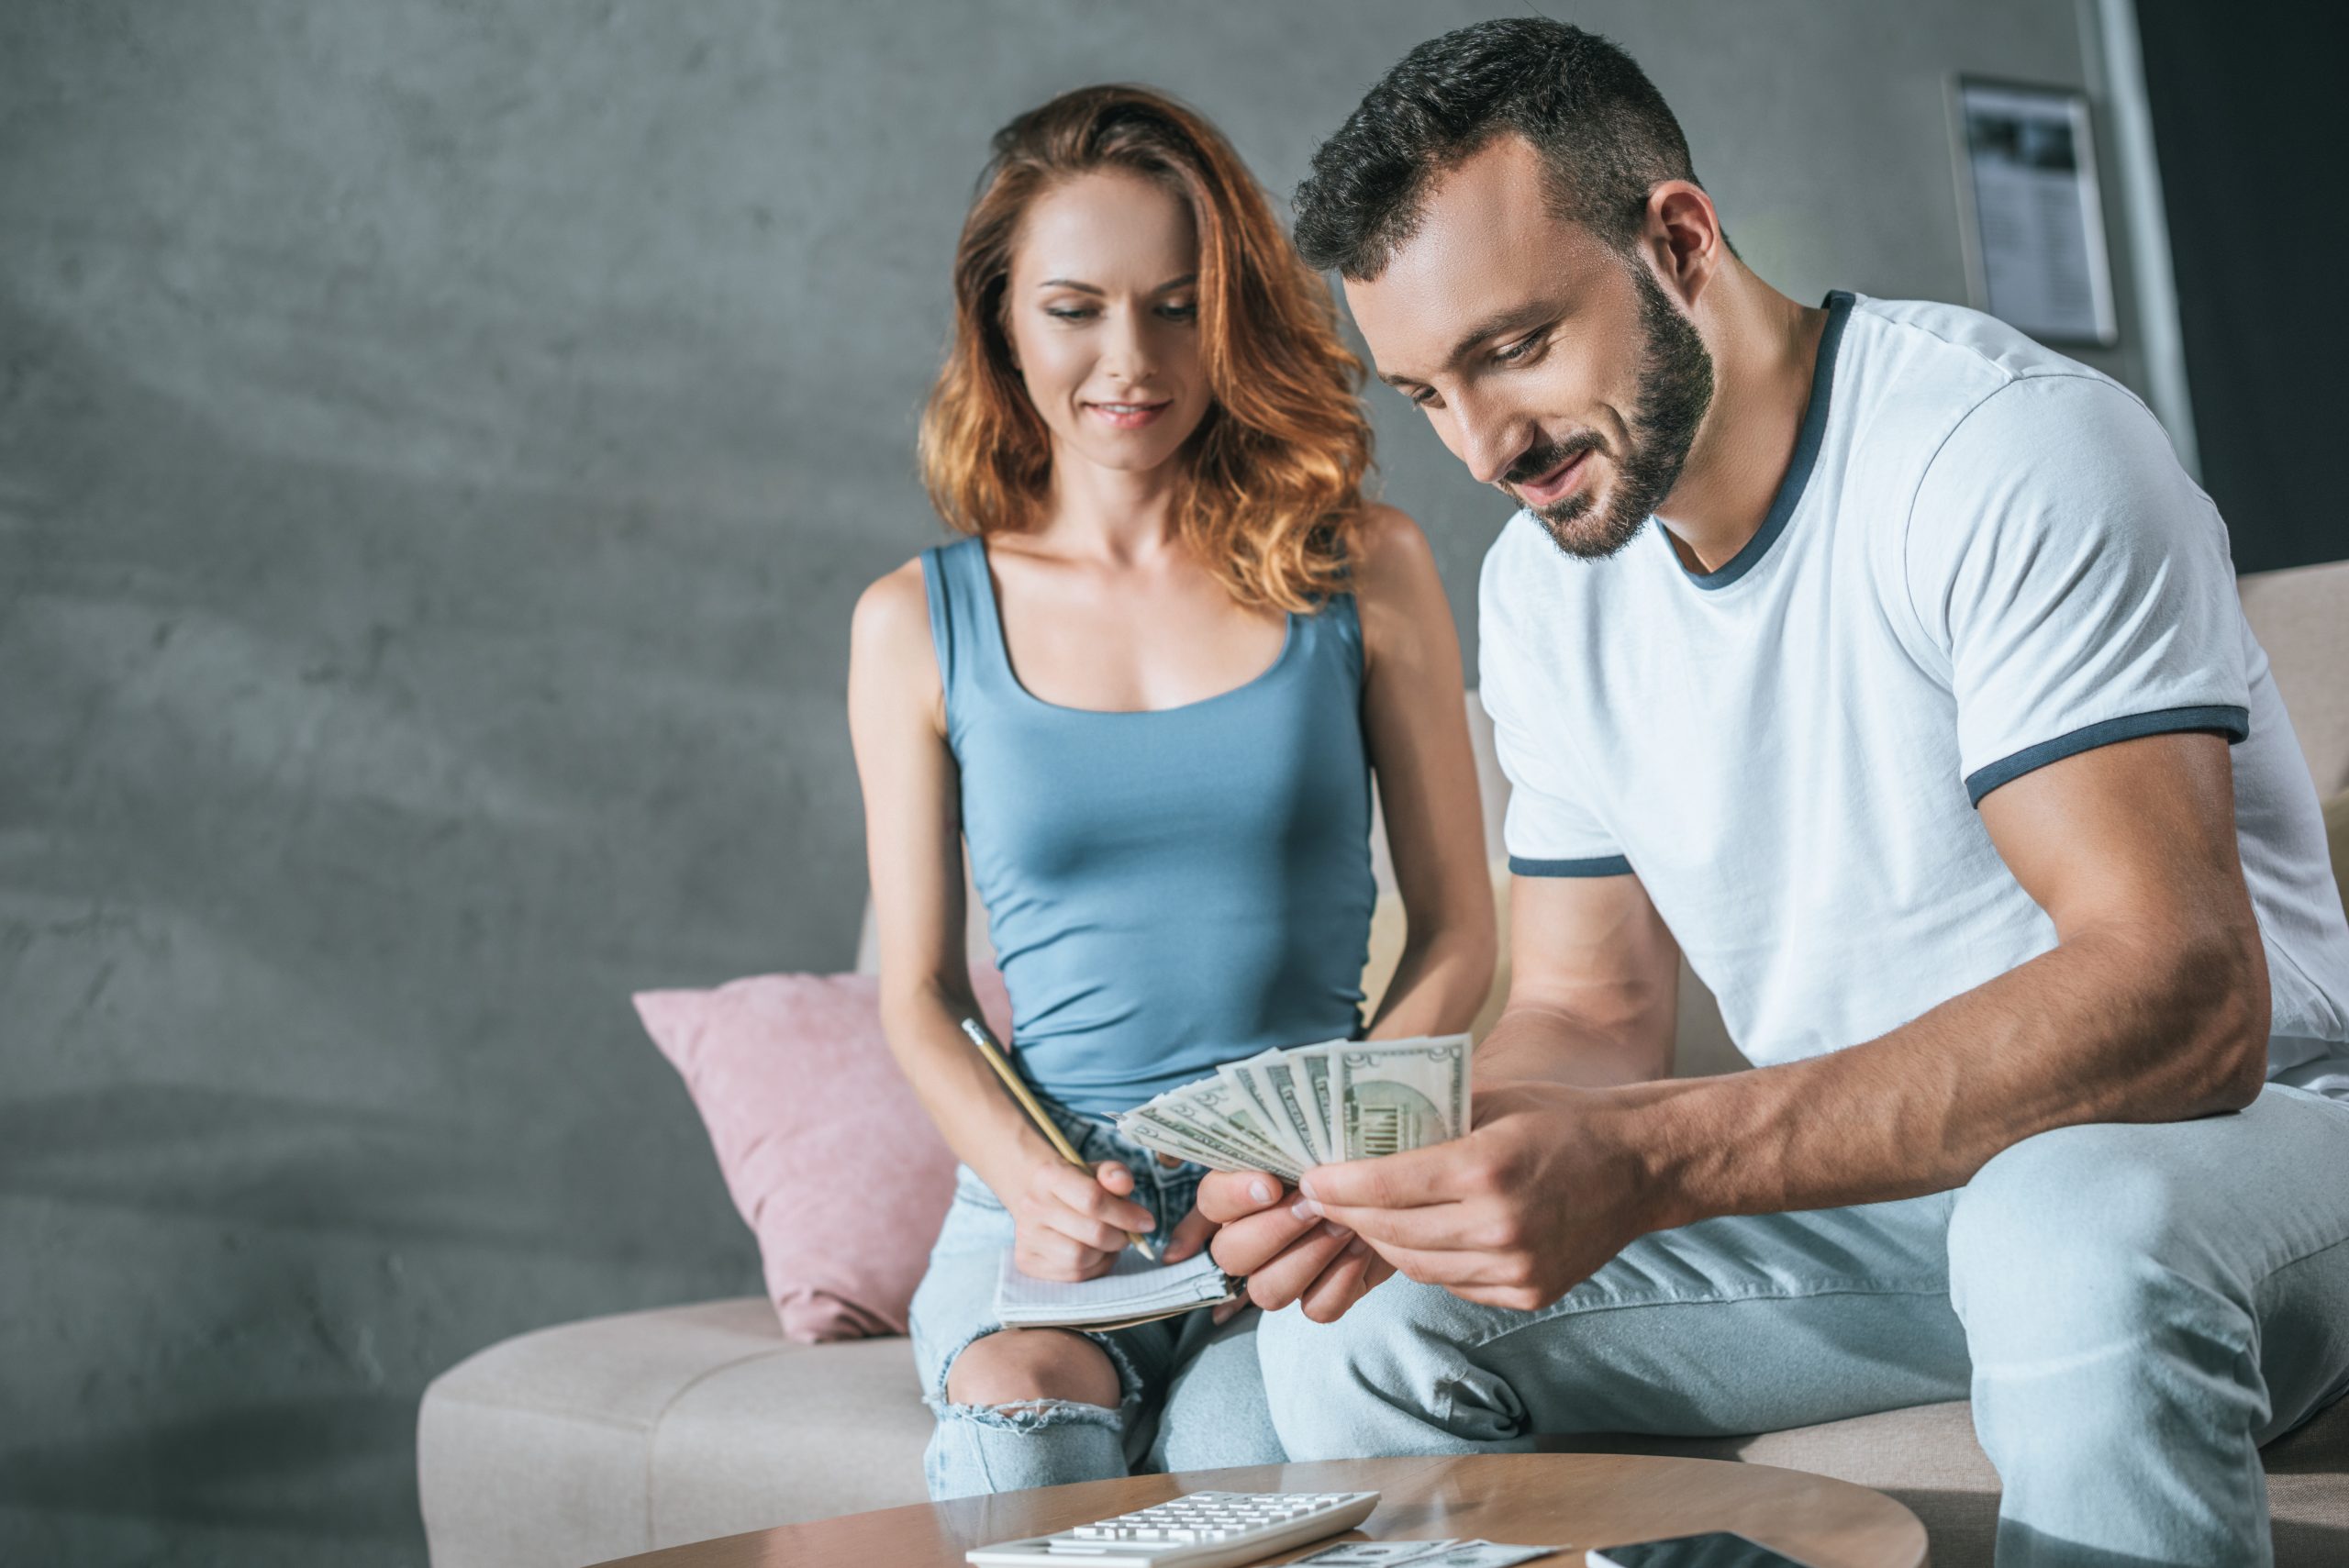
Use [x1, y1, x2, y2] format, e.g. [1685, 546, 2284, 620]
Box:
[1963, 704, 2251, 807]
[1508, 853, 1634, 878]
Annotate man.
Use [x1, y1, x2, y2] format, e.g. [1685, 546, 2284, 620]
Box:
[1203, 19, 2349, 1566]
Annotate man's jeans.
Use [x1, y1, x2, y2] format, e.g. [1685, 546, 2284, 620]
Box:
[908, 1107, 1284, 1499]
[1260, 1084, 2349, 1568]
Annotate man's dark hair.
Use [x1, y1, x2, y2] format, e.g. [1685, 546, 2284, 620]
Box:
[1294, 18, 1701, 279]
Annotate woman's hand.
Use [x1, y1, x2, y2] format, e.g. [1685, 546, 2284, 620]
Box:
[1011, 1159, 1160, 1282]
[1199, 1168, 1394, 1322]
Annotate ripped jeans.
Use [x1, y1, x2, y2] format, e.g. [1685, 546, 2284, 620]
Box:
[907, 1106, 1284, 1499]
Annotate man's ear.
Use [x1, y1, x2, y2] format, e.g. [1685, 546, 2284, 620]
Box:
[1643, 181, 1724, 307]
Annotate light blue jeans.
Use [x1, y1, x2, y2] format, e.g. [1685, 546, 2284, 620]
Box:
[908, 1106, 1285, 1499]
[1259, 1084, 2349, 1568]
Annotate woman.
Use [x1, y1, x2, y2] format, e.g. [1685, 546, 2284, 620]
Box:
[848, 84, 1493, 1499]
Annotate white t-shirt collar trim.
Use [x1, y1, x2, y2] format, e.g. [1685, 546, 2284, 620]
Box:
[1665, 288, 1857, 593]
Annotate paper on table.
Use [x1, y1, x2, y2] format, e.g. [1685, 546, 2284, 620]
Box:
[993, 1248, 1239, 1330]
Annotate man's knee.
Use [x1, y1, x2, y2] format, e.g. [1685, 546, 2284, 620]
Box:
[1154, 1313, 1285, 1471]
[1948, 1121, 2248, 1367]
[1258, 1277, 1502, 1460]
[944, 1329, 1122, 1410]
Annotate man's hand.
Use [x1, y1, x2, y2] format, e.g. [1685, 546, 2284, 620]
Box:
[1299, 1080, 1667, 1311]
[1200, 1169, 1395, 1321]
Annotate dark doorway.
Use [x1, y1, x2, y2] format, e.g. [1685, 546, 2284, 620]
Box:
[2135, 1, 2349, 573]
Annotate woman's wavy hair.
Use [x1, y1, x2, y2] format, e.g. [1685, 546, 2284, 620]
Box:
[919, 85, 1373, 613]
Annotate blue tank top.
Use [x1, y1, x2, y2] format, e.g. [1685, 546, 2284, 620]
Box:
[922, 536, 1375, 1117]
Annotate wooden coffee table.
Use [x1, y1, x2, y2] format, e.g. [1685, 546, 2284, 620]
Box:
[591, 1453, 1929, 1567]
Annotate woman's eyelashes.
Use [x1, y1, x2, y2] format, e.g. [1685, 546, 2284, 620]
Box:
[1041, 299, 1197, 324]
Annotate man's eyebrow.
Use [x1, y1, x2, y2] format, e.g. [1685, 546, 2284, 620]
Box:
[1034, 273, 1198, 294]
[1383, 304, 1559, 387]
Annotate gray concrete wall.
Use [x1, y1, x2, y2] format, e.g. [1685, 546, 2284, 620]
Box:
[1, 3, 2154, 1562]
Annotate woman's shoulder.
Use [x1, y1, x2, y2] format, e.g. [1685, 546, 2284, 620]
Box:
[857, 534, 986, 620]
[1345, 504, 1442, 604]
[1341, 504, 1459, 675]
[853, 554, 930, 628]
[850, 554, 946, 681]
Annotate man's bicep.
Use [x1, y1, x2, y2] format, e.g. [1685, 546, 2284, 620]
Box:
[1976, 728, 2270, 1107]
[1976, 728, 2248, 944]
[1490, 871, 1680, 1083]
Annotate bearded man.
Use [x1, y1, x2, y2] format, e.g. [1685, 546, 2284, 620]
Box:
[1203, 21, 2349, 1568]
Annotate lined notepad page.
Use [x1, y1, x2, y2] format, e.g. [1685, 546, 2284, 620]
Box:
[995, 1248, 1236, 1327]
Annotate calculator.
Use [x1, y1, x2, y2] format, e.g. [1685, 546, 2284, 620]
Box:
[964, 1488, 1383, 1568]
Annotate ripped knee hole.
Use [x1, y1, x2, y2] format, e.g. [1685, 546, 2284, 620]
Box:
[929, 1396, 1123, 1432]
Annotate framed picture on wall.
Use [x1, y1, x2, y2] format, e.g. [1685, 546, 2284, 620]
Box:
[1947, 76, 2119, 346]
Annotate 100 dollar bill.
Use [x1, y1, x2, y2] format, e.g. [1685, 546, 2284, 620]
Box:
[1117, 1034, 1471, 1175]
[1332, 1037, 1471, 1160]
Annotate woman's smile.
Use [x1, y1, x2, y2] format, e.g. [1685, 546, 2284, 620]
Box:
[1085, 398, 1174, 429]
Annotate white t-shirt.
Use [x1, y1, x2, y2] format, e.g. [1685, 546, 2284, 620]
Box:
[1480, 291, 2349, 1098]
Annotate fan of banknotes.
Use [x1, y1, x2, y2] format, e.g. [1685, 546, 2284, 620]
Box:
[1115, 1034, 1473, 1184]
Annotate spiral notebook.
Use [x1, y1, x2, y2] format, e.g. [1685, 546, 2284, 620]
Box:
[993, 1248, 1241, 1331]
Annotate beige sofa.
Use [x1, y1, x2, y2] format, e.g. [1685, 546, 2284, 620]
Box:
[419, 560, 2349, 1568]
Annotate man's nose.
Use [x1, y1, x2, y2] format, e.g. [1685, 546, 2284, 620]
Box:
[1453, 391, 1527, 487]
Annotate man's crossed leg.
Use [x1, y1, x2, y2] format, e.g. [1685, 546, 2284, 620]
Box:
[1258, 1085, 2349, 1568]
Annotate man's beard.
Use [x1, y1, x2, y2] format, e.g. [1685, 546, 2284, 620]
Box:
[1507, 264, 1714, 561]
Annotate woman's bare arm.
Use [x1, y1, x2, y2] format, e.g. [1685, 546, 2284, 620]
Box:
[1353, 506, 1497, 1038]
[1226, 508, 1497, 1318]
[847, 562, 1158, 1276]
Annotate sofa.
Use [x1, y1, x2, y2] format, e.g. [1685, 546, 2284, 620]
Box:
[419, 558, 2349, 1568]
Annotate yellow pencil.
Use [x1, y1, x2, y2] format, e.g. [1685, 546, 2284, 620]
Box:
[959, 1017, 1160, 1262]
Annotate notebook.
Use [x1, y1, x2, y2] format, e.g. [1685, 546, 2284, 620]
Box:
[993, 1248, 1241, 1331]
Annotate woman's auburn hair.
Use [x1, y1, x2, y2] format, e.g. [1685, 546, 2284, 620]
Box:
[918, 85, 1374, 614]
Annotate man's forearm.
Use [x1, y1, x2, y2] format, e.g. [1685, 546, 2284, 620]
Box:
[1637, 923, 2271, 1228]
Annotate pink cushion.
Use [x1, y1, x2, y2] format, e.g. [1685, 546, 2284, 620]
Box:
[633, 970, 1009, 1342]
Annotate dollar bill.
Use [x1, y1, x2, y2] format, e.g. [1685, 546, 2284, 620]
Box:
[1406, 1544, 1563, 1567]
[1121, 1095, 1303, 1182]
[1116, 1100, 1244, 1167]
[1291, 1545, 1453, 1566]
[1219, 1050, 1319, 1169]
[1177, 1076, 1303, 1173]
[1332, 1037, 1471, 1160]
[1113, 1033, 1471, 1178]
[1164, 1098, 1315, 1183]
[1292, 1040, 1341, 1161]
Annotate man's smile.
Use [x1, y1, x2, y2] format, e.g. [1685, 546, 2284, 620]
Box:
[1511, 446, 1593, 507]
